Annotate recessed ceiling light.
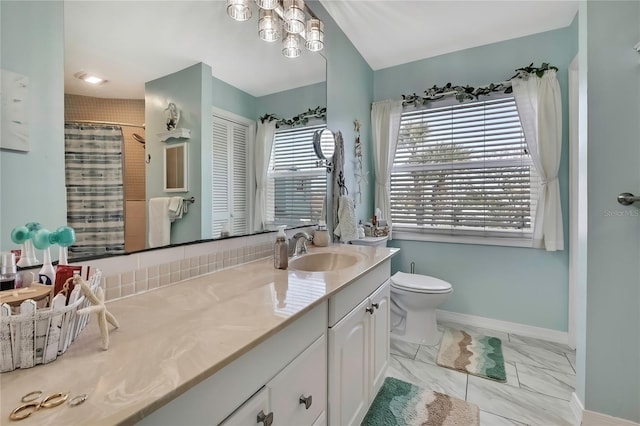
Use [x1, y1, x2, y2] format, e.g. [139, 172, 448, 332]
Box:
[83, 75, 103, 84]
[73, 71, 107, 85]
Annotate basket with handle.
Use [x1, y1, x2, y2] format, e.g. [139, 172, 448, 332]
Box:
[0, 269, 102, 372]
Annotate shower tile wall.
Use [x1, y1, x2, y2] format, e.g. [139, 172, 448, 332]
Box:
[64, 94, 146, 252]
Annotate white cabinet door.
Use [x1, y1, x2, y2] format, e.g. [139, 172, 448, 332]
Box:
[369, 280, 390, 398]
[221, 387, 270, 426]
[328, 297, 370, 426]
[269, 335, 327, 426]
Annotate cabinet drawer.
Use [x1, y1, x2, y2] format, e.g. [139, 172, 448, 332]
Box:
[220, 387, 270, 426]
[269, 334, 327, 426]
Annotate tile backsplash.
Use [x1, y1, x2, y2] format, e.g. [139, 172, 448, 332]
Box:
[17, 228, 314, 302]
[94, 233, 274, 301]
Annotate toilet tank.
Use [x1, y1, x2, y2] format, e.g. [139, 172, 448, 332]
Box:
[349, 236, 389, 247]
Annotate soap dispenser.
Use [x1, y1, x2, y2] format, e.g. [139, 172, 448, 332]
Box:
[313, 220, 329, 247]
[274, 225, 288, 270]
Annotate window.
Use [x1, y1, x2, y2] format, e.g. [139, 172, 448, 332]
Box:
[391, 96, 538, 241]
[212, 113, 250, 237]
[267, 124, 327, 226]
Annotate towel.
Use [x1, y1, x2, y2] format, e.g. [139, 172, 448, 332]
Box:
[168, 196, 184, 222]
[334, 195, 358, 242]
[148, 197, 172, 248]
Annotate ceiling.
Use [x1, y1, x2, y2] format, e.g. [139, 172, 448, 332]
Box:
[64, 1, 578, 100]
[320, 0, 579, 71]
[64, 1, 327, 99]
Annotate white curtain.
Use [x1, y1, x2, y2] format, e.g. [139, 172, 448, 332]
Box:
[371, 99, 403, 239]
[253, 120, 276, 232]
[512, 69, 564, 251]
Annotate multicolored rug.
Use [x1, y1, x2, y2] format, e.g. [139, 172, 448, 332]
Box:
[436, 328, 506, 382]
[361, 377, 480, 426]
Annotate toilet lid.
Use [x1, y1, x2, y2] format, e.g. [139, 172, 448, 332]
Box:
[391, 271, 452, 294]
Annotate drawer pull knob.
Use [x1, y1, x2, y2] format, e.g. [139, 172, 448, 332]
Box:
[366, 306, 375, 314]
[371, 303, 379, 310]
[257, 410, 274, 426]
[299, 394, 312, 409]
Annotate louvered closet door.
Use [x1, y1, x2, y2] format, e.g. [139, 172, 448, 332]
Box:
[230, 124, 248, 235]
[211, 114, 249, 238]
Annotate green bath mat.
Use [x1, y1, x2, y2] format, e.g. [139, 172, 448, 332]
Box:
[362, 377, 479, 426]
[436, 328, 506, 382]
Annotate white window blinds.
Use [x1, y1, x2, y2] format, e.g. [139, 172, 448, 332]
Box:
[212, 114, 249, 237]
[391, 96, 538, 237]
[267, 124, 327, 226]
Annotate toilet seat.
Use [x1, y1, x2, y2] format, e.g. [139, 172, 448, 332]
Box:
[390, 272, 452, 294]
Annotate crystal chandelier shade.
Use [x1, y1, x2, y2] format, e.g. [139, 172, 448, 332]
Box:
[282, 32, 301, 58]
[304, 18, 324, 52]
[258, 9, 280, 42]
[227, 0, 252, 21]
[283, 0, 305, 34]
[255, 0, 278, 10]
[226, 0, 324, 58]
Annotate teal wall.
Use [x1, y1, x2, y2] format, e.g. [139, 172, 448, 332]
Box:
[584, 1, 639, 422]
[311, 1, 375, 223]
[212, 76, 256, 120]
[256, 81, 327, 119]
[0, 0, 66, 256]
[374, 27, 577, 331]
[145, 63, 211, 246]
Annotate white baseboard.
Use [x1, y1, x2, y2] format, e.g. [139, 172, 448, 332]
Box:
[570, 392, 584, 425]
[583, 410, 640, 426]
[435, 310, 569, 345]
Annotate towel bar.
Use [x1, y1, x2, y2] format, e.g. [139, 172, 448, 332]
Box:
[183, 197, 196, 204]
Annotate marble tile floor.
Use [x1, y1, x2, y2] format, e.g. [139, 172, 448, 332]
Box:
[387, 321, 577, 426]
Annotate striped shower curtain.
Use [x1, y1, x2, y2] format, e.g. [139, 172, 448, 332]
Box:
[64, 123, 125, 258]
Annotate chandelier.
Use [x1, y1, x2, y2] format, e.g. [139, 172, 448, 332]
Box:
[226, 0, 325, 58]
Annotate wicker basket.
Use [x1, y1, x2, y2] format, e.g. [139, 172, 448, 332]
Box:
[0, 270, 102, 372]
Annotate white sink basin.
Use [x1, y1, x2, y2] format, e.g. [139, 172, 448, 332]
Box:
[289, 252, 360, 272]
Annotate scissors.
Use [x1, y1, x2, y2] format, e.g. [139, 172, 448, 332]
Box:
[9, 390, 87, 421]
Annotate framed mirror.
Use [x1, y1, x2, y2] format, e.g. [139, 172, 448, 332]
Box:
[164, 142, 188, 192]
[0, 1, 327, 263]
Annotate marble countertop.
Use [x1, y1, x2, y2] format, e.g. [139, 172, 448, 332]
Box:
[0, 244, 398, 425]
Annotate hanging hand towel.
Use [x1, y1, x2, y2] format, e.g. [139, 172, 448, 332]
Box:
[148, 197, 172, 248]
[334, 195, 358, 242]
[168, 196, 184, 222]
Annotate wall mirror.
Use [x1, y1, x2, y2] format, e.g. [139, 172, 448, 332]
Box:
[164, 143, 188, 192]
[313, 128, 336, 161]
[0, 1, 327, 262]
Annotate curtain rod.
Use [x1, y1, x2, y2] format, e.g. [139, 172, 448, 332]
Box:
[65, 120, 145, 129]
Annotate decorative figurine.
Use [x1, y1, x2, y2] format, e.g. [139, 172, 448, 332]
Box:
[74, 275, 120, 350]
[165, 102, 180, 131]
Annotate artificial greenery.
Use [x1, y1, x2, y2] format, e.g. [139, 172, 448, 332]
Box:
[402, 62, 558, 108]
[260, 106, 327, 128]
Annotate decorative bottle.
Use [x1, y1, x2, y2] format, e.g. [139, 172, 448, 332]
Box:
[274, 225, 288, 270]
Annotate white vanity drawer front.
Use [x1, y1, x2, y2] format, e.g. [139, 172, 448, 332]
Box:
[312, 410, 327, 426]
[328, 259, 390, 326]
[220, 386, 270, 426]
[268, 334, 327, 426]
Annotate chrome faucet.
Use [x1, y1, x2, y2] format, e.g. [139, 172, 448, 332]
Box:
[289, 232, 312, 257]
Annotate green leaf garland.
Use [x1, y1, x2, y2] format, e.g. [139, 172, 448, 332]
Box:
[402, 63, 557, 108]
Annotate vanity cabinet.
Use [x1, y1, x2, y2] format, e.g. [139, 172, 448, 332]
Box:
[328, 297, 371, 426]
[223, 334, 327, 426]
[369, 282, 391, 395]
[327, 260, 391, 426]
[137, 302, 327, 426]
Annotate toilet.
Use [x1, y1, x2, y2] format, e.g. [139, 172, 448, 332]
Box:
[349, 236, 453, 346]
